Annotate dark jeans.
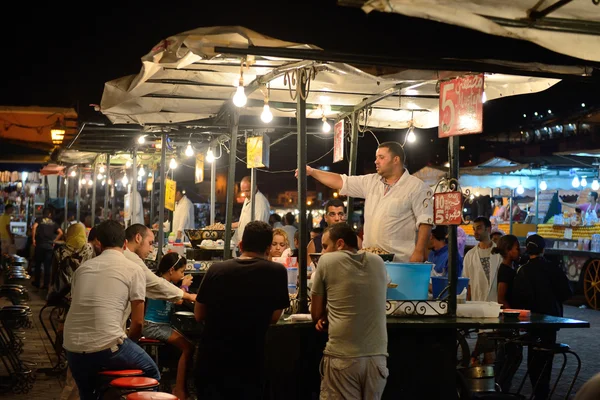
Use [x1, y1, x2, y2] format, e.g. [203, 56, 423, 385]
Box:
[528, 330, 557, 399]
[34, 247, 53, 287]
[66, 338, 160, 400]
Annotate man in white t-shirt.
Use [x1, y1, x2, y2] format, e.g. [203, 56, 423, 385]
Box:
[173, 188, 195, 242]
[232, 176, 271, 244]
[63, 221, 159, 400]
[299, 142, 433, 262]
[311, 223, 389, 399]
[462, 217, 501, 302]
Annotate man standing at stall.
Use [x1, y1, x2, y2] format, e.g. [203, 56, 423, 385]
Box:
[311, 222, 389, 398]
[231, 176, 271, 245]
[172, 188, 195, 242]
[300, 141, 433, 262]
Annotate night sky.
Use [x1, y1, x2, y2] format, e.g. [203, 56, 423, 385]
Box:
[1, 1, 599, 193]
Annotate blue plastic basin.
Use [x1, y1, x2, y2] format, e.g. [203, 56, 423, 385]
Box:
[431, 276, 470, 299]
[386, 262, 432, 300]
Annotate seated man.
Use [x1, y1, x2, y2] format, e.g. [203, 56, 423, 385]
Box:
[428, 225, 463, 277]
[63, 221, 159, 400]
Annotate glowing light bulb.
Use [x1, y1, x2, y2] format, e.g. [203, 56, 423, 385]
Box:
[572, 176, 580, 188]
[80, 178, 86, 185]
[261, 104, 273, 123]
[122, 175, 129, 185]
[407, 128, 416, 143]
[70, 170, 76, 177]
[99, 165, 105, 173]
[137, 135, 146, 144]
[322, 117, 331, 133]
[138, 166, 145, 177]
[581, 177, 588, 187]
[592, 180, 600, 191]
[185, 141, 194, 157]
[107, 178, 113, 185]
[206, 148, 215, 163]
[539, 180, 547, 191]
[233, 86, 247, 107]
[516, 185, 524, 195]
[169, 158, 178, 169]
[101, 180, 106, 186]
[137, 176, 142, 182]
[97, 173, 103, 180]
[125, 160, 132, 168]
[88, 180, 93, 187]
[482, 91, 487, 103]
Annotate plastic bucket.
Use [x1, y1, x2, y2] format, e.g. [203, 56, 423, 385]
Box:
[431, 277, 470, 299]
[288, 284, 297, 295]
[287, 267, 298, 285]
[386, 263, 431, 300]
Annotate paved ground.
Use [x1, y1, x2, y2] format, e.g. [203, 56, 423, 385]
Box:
[2, 278, 599, 399]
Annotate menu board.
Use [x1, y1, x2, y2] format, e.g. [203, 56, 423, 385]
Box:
[438, 74, 484, 138]
[434, 192, 463, 225]
[165, 179, 176, 211]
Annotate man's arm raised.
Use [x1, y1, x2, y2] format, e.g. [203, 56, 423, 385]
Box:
[296, 166, 343, 191]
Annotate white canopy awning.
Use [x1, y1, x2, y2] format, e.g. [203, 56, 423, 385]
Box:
[362, 0, 600, 63]
[100, 26, 563, 128]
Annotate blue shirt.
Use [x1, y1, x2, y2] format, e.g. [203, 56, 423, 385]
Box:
[145, 297, 174, 324]
[428, 245, 463, 277]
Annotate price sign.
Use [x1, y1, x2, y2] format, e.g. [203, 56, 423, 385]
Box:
[333, 120, 344, 163]
[438, 74, 484, 138]
[434, 192, 463, 225]
[165, 179, 176, 211]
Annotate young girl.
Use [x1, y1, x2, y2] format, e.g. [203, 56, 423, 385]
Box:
[269, 228, 290, 260]
[491, 234, 520, 309]
[142, 253, 193, 400]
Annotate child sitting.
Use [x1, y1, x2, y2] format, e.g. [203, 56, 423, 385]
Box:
[142, 253, 194, 400]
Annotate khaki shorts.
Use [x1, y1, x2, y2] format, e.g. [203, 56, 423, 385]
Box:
[320, 355, 389, 400]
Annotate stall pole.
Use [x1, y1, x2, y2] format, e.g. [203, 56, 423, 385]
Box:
[158, 133, 167, 262]
[210, 159, 216, 225]
[64, 172, 69, 230]
[104, 155, 111, 220]
[447, 136, 460, 317]
[91, 160, 97, 227]
[347, 112, 359, 224]
[509, 194, 514, 235]
[535, 176, 540, 224]
[297, 81, 309, 314]
[76, 172, 81, 223]
[224, 110, 239, 260]
[132, 147, 138, 227]
[150, 168, 155, 227]
[250, 168, 257, 221]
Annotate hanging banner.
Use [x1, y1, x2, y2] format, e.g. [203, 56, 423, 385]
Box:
[434, 192, 463, 225]
[165, 179, 176, 211]
[195, 154, 205, 183]
[247, 134, 270, 168]
[438, 74, 484, 138]
[333, 120, 344, 163]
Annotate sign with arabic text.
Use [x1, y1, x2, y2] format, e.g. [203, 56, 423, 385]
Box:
[434, 192, 463, 225]
[438, 74, 484, 138]
[333, 120, 344, 163]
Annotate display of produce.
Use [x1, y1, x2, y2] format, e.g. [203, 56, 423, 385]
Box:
[536, 223, 600, 239]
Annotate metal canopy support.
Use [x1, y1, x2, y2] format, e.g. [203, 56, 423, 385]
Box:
[224, 110, 240, 260]
[150, 168, 156, 227]
[104, 155, 111, 220]
[158, 133, 167, 262]
[297, 80, 309, 314]
[76, 173, 81, 223]
[210, 158, 216, 225]
[250, 168, 257, 221]
[347, 112, 359, 224]
[447, 136, 460, 317]
[64, 172, 69, 230]
[535, 177, 540, 224]
[509, 194, 514, 235]
[91, 160, 98, 227]
[132, 147, 138, 227]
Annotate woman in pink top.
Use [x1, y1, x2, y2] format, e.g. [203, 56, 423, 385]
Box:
[560, 192, 600, 217]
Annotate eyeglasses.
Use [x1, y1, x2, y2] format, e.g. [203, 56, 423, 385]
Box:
[327, 212, 346, 218]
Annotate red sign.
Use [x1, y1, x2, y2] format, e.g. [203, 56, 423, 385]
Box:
[438, 74, 484, 138]
[434, 192, 463, 225]
[333, 120, 344, 163]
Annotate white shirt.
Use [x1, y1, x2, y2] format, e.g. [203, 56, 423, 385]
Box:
[124, 249, 183, 302]
[462, 243, 502, 302]
[233, 190, 270, 244]
[282, 225, 298, 249]
[130, 191, 144, 225]
[172, 195, 195, 236]
[340, 171, 433, 262]
[63, 249, 146, 353]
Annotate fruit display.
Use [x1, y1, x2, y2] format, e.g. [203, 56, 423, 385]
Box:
[461, 224, 510, 236]
[536, 223, 600, 239]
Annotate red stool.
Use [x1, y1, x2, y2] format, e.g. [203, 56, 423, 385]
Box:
[99, 369, 144, 377]
[109, 377, 160, 395]
[139, 337, 164, 366]
[126, 392, 179, 399]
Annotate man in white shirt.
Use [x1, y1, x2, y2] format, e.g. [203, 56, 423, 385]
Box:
[300, 142, 433, 262]
[173, 188, 195, 242]
[311, 222, 389, 399]
[63, 221, 159, 400]
[124, 224, 196, 302]
[281, 212, 298, 250]
[231, 176, 271, 245]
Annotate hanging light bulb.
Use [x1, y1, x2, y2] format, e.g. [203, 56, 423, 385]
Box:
[482, 91, 487, 104]
[516, 184, 525, 195]
[137, 176, 142, 182]
[88, 180, 93, 187]
[107, 178, 113, 185]
[80, 178, 86, 186]
[539, 180, 548, 191]
[122, 175, 129, 185]
[97, 173, 103, 180]
[592, 180, 600, 191]
[99, 165, 105, 174]
[407, 127, 416, 143]
[581, 177, 588, 187]
[572, 176, 580, 188]
[138, 166, 145, 177]
[232, 75, 247, 107]
[185, 141, 194, 157]
[70, 170, 76, 177]
[261, 103, 273, 123]
[169, 157, 178, 169]
[137, 135, 146, 144]
[206, 148, 215, 163]
[101, 180, 106, 186]
[322, 117, 331, 133]
[125, 160, 132, 168]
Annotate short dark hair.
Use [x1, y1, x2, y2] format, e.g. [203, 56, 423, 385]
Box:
[269, 213, 282, 223]
[324, 199, 345, 213]
[4, 204, 14, 212]
[311, 227, 323, 234]
[378, 141, 405, 165]
[431, 226, 448, 242]
[241, 221, 273, 254]
[525, 234, 546, 256]
[491, 231, 504, 238]
[590, 192, 599, 201]
[125, 224, 150, 241]
[493, 196, 503, 202]
[284, 212, 295, 225]
[95, 220, 126, 248]
[473, 216, 491, 229]
[491, 234, 519, 257]
[324, 222, 358, 250]
[42, 208, 52, 217]
[157, 252, 186, 275]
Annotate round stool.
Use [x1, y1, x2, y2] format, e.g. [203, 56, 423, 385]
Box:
[99, 369, 144, 377]
[139, 337, 165, 365]
[126, 392, 179, 399]
[109, 377, 159, 392]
